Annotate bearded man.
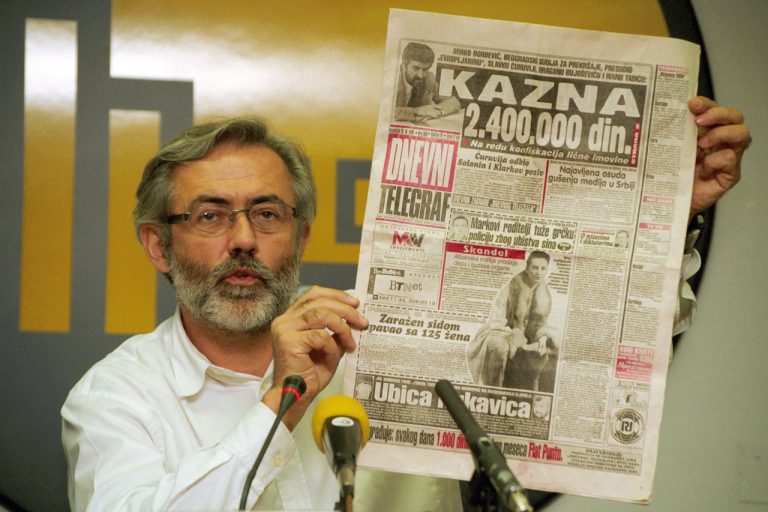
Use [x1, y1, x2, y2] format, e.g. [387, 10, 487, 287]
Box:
[394, 42, 461, 122]
[60, 118, 461, 511]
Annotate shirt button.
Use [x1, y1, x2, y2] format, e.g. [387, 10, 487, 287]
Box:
[272, 453, 283, 467]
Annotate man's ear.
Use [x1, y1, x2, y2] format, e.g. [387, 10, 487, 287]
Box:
[139, 224, 170, 273]
[298, 222, 311, 258]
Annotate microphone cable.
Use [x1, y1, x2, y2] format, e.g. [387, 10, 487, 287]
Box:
[238, 375, 306, 510]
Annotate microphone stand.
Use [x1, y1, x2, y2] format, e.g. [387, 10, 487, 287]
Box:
[465, 470, 512, 512]
[313, 396, 369, 512]
[435, 380, 533, 512]
[334, 493, 353, 512]
[331, 440, 357, 512]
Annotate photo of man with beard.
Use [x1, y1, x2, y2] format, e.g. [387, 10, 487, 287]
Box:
[394, 42, 461, 123]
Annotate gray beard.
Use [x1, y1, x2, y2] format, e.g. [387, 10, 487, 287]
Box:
[167, 250, 301, 335]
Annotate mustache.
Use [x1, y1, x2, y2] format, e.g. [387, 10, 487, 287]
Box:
[210, 254, 277, 285]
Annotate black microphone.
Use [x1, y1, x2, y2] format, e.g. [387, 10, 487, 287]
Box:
[239, 375, 307, 510]
[435, 379, 533, 512]
[311, 396, 370, 503]
[278, 374, 307, 416]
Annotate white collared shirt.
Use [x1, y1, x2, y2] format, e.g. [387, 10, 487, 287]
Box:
[62, 309, 461, 511]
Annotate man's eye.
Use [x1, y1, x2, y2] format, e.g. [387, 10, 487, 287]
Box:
[197, 210, 224, 223]
[252, 207, 281, 221]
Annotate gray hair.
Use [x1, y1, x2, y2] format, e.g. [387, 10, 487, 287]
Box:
[133, 117, 316, 240]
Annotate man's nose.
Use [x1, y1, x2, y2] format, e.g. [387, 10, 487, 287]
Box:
[227, 210, 258, 255]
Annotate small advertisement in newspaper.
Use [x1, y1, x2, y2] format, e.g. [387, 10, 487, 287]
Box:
[346, 9, 699, 503]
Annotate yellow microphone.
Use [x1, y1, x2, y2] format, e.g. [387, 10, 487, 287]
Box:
[311, 396, 370, 502]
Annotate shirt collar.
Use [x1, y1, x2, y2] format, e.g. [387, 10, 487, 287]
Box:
[168, 308, 273, 398]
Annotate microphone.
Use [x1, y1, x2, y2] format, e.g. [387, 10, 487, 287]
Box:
[435, 380, 533, 512]
[311, 396, 370, 501]
[239, 375, 307, 510]
[278, 374, 307, 415]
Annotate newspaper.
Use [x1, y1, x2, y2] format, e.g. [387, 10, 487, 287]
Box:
[344, 9, 699, 503]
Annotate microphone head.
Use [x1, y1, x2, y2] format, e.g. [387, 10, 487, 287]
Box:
[311, 395, 370, 452]
[277, 375, 307, 417]
[282, 375, 307, 397]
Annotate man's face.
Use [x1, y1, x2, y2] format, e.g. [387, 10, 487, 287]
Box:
[403, 60, 431, 86]
[355, 379, 373, 400]
[163, 143, 307, 334]
[533, 396, 550, 419]
[525, 256, 549, 283]
[452, 217, 469, 238]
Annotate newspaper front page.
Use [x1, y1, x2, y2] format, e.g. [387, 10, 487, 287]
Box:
[344, 9, 700, 503]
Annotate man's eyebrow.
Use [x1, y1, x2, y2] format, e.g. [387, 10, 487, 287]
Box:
[190, 194, 287, 208]
[189, 195, 230, 207]
[248, 194, 287, 207]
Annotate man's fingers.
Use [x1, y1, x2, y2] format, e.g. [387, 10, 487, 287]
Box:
[695, 105, 745, 127]
[285, 288, 367, 331]
[271, 327, 346, 392]
[698, 123, 751, 151]
[688, 96, 750, 217]
[690, 96, 746, 129]
[273, 291, 366, 356]
[699, 149, 741, 181]
[688, 95, 716, 114]
[270, 287, 368, 404]
[302, 328, 347, 360]
[300, 307, 358, 352]
[292, 285, 360, 309]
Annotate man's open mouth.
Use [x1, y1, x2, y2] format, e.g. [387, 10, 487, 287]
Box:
[223, 267, 261, 286]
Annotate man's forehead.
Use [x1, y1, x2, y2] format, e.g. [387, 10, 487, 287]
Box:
[169, 144, 293, 201]
[407, 60, 431, 68]
[190, 141, 282, 164]
[173, 144, 287, 177]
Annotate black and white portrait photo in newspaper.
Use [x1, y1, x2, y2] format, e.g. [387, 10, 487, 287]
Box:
[466, 250, 562, 392]
[394, 41, 461, 123]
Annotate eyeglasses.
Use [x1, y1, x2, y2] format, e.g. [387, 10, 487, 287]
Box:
[166, 200, 298, 236]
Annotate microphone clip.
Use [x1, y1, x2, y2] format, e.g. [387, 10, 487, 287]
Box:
[465, 470, 526, 512]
